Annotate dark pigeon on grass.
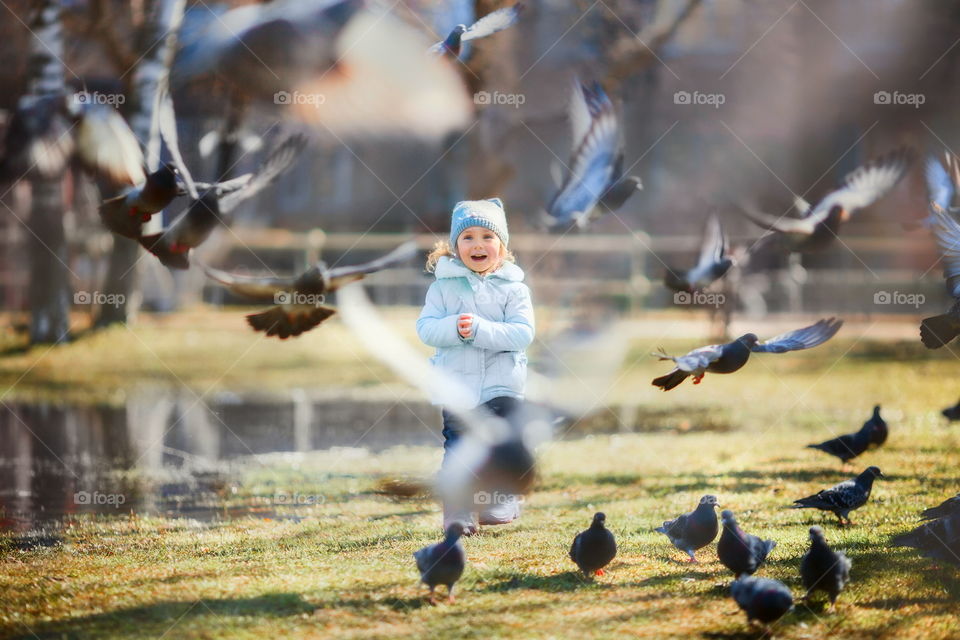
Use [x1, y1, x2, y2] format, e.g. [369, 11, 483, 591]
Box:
[800, 526, 851, 609]
[806, 422, 873, 465]
[414, 522, 466, 604]
[654, 494, 719, 562]
[570, 512, 617, 577]
[730, 576, 794, 630]
[792, 466, 883, 526]
[942, 399, 960, 422]
[651, 317, 843, 390]
[717, 510, 776, 578]
[864, 405, 887, 447]
[891, 495, 960, 566]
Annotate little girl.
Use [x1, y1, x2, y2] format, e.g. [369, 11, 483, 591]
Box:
[416, 198, 535, 533]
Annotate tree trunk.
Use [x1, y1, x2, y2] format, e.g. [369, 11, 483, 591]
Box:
[95, 0, 187, 327]
[26, 0, 71, 344]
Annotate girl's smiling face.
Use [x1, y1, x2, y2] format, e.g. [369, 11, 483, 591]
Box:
[456, 226, 503, 274]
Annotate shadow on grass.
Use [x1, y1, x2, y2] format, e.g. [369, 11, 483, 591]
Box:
[477, 571, 612, 593]
[6, 593, 315, 640]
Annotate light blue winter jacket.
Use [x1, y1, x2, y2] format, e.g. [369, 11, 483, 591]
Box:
[416, 256, 535, 407]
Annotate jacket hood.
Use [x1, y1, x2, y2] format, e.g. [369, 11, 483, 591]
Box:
[434, 256, 524, 282]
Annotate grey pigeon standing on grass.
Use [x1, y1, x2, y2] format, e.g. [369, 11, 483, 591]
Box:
[414, 522, 466, 604]
[651, 317, 843, 390]
[800, 526, 851, 609]
[891, 494, 960, 566]
[792, 466, 883, 526]
[806, 421, 874, 465]
[730, 576, 794, 630]
[570, 512, 617, 578]
[717, 510, 776, 578]
[654, 495, 720, 562]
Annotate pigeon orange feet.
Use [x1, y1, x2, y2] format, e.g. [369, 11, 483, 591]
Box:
[693, 374, 704, 385]
[594, 569, 604, 576]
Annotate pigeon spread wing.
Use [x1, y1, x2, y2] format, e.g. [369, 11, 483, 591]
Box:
[926, 154, 954, 214]
[461, 4, 523, 42]
[74, 103, 146, 186]
[930, 204, 960, 299]
[669, 344, 725, 372]
[324, 240, 418, 290]
[751, 317, 843, 353]
[809, 147, 911, 224]
[217, 135, 307, 214]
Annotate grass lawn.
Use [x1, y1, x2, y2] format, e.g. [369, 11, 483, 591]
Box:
[1, 309, 960, 638]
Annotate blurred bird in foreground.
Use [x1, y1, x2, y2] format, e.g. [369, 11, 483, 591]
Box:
[730, 576, 794, 631]
[651, 317, 843, 390]
[200, 240, 417, 338]
[337, 283, 627, 527]
[0, 92, 144, 187]
[742, 147, 911, 254]
[544, 79, 641, 231]
[907, 151, 960, 231]
[942, 399, 960, 421]
[174, 0, 471, 141]
[139, 135, 306, 269]
[428, 4, 524, 58]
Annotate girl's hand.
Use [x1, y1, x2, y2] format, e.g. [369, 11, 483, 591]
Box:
[457, 313, 474, 338]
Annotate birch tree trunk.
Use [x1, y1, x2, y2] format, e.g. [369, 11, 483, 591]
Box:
[26, 0, 71, 344]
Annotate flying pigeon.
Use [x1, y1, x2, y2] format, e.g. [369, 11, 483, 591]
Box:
[664, 213, 734, 293]
[544, 80, 641, 231]
[138, 135, 306, 269]
[864, 405, 887, 446]
[570, 512, 617, 577]
[942, 399, 960, 422]
[173, 0, 471, 142]
[414, 522, 466, 604]
[743, 147, 912, 253]
[651, 317, 843, 390]
[806, 421, 874, 465]
[717, 510, 776, 578]
[428, 4, 524, 58]
[792, 466, 883, 526]
[800, 526, 851, 608]
[730, 576, 794, 629]
[654, 494, 720, 562]
[0, 92, 145, 187]
[920, 203, 960, 348]
[200, 240, 417, 338]
[905, 152, 960, 231]
[891, 495, 960, 566]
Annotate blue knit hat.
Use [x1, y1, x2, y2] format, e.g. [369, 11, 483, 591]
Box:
[450, 198, 509, 250]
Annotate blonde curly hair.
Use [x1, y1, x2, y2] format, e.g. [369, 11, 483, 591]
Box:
[425, 239, 516, 273]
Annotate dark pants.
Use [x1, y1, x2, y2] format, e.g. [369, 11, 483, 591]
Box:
[441, 396, 521, 454]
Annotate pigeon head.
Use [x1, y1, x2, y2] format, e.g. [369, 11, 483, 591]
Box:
[826, 204, 848, 224]
[863, 466, 883, 479]
[444, 521, 466, 540]
[153, 163, 179, 189]
[592, 512, 606, 527]
[699, 495, 720, 508]
[720, 509, 738, 527]
[737, 333, 759, 348]
[808, 526, 826, 543]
